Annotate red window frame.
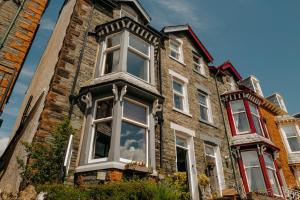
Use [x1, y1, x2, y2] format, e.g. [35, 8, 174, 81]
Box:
[227, 99, 268, 138]
[237, 149, 284, 197]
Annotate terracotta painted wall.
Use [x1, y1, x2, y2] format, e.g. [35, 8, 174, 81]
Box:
[259, 107, 297, 188]
[0, 0, 48, 113]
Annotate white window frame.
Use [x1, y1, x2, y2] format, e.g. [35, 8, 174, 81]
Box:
[263, 153, 282, 197]
[169, 69, 190, 115]
[169, 38, 184, 63]
[120, 97, 150, 167]
[251, 77, 264, 97]
[204, 143, 225, 195]
[198, 91, 213, 123]
[280, 125, 300, 154]
[229, 76, 236, 91]
[193, 52, 205, 75]
[97, 31, 152, 83]
[88, 96, 114, 164]
[230, 100, 251, 134]
[249, 102, 264, 137]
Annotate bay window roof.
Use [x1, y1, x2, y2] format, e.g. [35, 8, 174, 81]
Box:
[95, 17, 162, 59]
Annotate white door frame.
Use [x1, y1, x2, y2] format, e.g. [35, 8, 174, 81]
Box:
[171, 122, 199, 200]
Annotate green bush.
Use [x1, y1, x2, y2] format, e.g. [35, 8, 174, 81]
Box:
[37, 179, 181, 200]
[18, 119, 74, 187]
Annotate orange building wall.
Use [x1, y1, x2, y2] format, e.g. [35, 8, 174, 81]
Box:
[0, 0, 48, 113]
[260, 108, 297, 188]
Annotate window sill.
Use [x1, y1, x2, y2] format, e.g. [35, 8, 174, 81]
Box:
[169, 55, 186, 66]
[199, 119, 218, 129]
[193, 69, 208, 79]
[76, 161, 126, 173]
[172, 108, 192, 117]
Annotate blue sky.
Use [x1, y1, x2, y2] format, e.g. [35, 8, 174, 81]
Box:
[0, 0, 299, 154]
[0, 0, 65, 155]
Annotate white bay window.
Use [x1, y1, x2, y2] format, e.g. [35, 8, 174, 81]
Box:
[89, 98, 114, 163]
[249, 102, 263, 136]
[98, 31, 151, 82]
[120, 99, 149, 165]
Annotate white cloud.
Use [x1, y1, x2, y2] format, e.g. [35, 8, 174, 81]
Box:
[21, 68, 34, 77]
[0, 137, 9, 156]
[13, 82, 28, 95]
[40, 18, 56, 31]
[150, 0, 209, 31]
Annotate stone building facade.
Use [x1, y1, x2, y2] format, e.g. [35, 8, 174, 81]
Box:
[0, 0, 48, 116]
[0, 0, 298, 199]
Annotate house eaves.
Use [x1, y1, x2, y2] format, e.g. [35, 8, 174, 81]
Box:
[162, 25, 214, 63]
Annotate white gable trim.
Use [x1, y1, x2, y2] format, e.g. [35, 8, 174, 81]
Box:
[115, 0, 151, 22]
[170, 122, 195, 137]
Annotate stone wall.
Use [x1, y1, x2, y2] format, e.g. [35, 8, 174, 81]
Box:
[160, 31, 239, 197]
[0, 0, 47, 113]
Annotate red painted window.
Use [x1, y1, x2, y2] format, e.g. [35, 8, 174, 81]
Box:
[228, 99, 267, 137]
[239, 150, 283, 196]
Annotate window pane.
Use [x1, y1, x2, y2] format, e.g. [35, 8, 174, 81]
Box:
[176, 137, 187, 147]
[205, 144, 215, 157]
[120, 122, 146, 162]
[170, 41, 179, 51]
[123, 100, 147, 124]
[231, 100, 245, 113]
[245, 168, 266, 193]
[241, 151, 266, 193]
[200, 105, 208, 121]
[198, 93, 207, 105]
[253, 115, 263, 136]
[233, 112, 250, 133]
[104, 50, 120, 74]
[283, 126, 298, 137]
[95, 99, 113, 119]
[249, 102, 259, 115]
[287, 138, 300, 152]
[267, 170, 281, 196]
[170, 50, 179, 59]
[174, 94, 183, 110]
[173, 80, 183, 94]
[107, 34, 120, 48]
[129, 34, 149, 55]
[263, 154, 275, 168]
[127, 50, 148, 81]
[241, 151, 260, 167]
[93, 121, 112, 159]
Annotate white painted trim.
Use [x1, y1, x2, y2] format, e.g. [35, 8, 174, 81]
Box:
[76, 161, 126, 173]
[279, 125, 300, 154]
[163, 25, 189, 33]
[169, 69, 188, 83]
[170, 122, 195, 137]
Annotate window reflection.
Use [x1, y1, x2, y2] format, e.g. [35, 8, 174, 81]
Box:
[120, 122, 146, 162]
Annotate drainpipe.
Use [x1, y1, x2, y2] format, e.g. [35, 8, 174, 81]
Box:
[68, 2, 95, 119]
[60, 1, 95, 183]
[158, 46, 164, 169]
[0, 0, 27, 49]
[213, 70, 239, 195]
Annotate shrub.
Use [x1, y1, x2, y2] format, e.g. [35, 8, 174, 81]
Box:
[37, 179, 181, 200]
[17, 119, 74, 187]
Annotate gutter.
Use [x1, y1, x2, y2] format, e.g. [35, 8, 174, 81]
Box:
[213, 69, 240, 196]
